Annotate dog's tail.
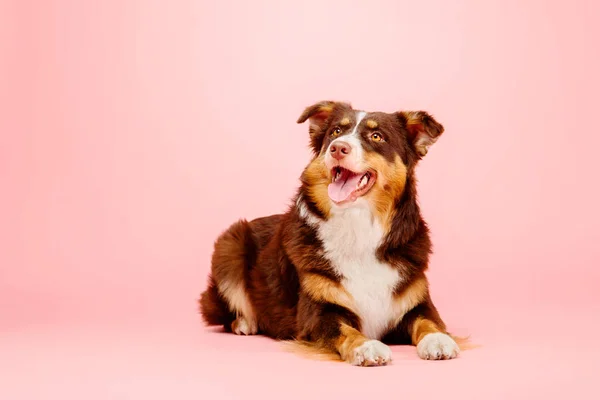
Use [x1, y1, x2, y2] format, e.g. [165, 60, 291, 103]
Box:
[450, 334, 479, 351]
[280, 340, 343, 362]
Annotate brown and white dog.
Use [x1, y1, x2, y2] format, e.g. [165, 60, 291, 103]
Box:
[199, 101, 461, 366]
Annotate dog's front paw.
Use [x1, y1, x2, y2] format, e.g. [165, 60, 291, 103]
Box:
[349, 340, 392, 366]
[417, 333, 459, 360]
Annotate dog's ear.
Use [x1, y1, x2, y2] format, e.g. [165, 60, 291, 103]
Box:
[297, 101, 341, 131]
[397, 111, 444, 158]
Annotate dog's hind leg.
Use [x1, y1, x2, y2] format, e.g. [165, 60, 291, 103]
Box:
[199, 220, 258, 335]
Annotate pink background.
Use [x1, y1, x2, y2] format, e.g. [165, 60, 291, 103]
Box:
[2, 0, 600, 398]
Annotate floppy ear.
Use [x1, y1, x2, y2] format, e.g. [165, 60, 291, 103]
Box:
[297, 100, 350, 154]
[397, 111, 444, 158]
[297, 100, 344, 130]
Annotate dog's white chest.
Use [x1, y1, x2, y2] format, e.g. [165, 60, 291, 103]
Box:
[316, 205, 401, 339]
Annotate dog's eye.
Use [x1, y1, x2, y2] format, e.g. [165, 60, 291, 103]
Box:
[371, 132, 384, 142]
[331, 127, 342, 137]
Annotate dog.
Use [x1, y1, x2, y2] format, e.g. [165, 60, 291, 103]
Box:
[199, 100, 461, 366]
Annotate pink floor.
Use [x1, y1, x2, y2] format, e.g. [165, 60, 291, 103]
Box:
[2, 304, 598, 399]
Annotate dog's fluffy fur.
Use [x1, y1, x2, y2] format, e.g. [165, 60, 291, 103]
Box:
[199, 101, 462, 366]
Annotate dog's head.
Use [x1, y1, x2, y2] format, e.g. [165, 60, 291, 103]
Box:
[297, 101, 444, 226]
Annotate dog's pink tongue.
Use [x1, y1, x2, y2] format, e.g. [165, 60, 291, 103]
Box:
[328, 173, 362, 203]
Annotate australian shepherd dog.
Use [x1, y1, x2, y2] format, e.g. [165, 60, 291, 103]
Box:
[199, 101, 463, 366]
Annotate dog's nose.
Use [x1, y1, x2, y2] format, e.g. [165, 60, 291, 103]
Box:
[330, 141, 351, 160]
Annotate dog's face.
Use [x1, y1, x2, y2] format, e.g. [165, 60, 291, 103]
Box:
[297, 101, 444, 224]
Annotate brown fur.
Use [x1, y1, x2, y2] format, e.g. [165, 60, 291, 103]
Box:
[301, 157, 332, 218]
[300, 272, 358, 315]
[199, 101, 469, 365]
[364, 153, 408, 232]
[335, 323, 369, 361]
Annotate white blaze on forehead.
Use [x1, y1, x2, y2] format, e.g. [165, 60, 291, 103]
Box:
[330, 111, 366, 148]
[350, 111, 367, 137]
[327, 111, 367, 170]
[341, 111, 366, 151]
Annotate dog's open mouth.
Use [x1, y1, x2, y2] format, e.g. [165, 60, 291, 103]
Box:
[328, 166, 376, 204]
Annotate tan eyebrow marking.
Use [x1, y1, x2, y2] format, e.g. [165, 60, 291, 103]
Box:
[340, 117, 351, 126]
[366, 120, 378, 129]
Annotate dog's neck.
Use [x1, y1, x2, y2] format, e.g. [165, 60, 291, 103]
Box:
[296, 171, 424, 251]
